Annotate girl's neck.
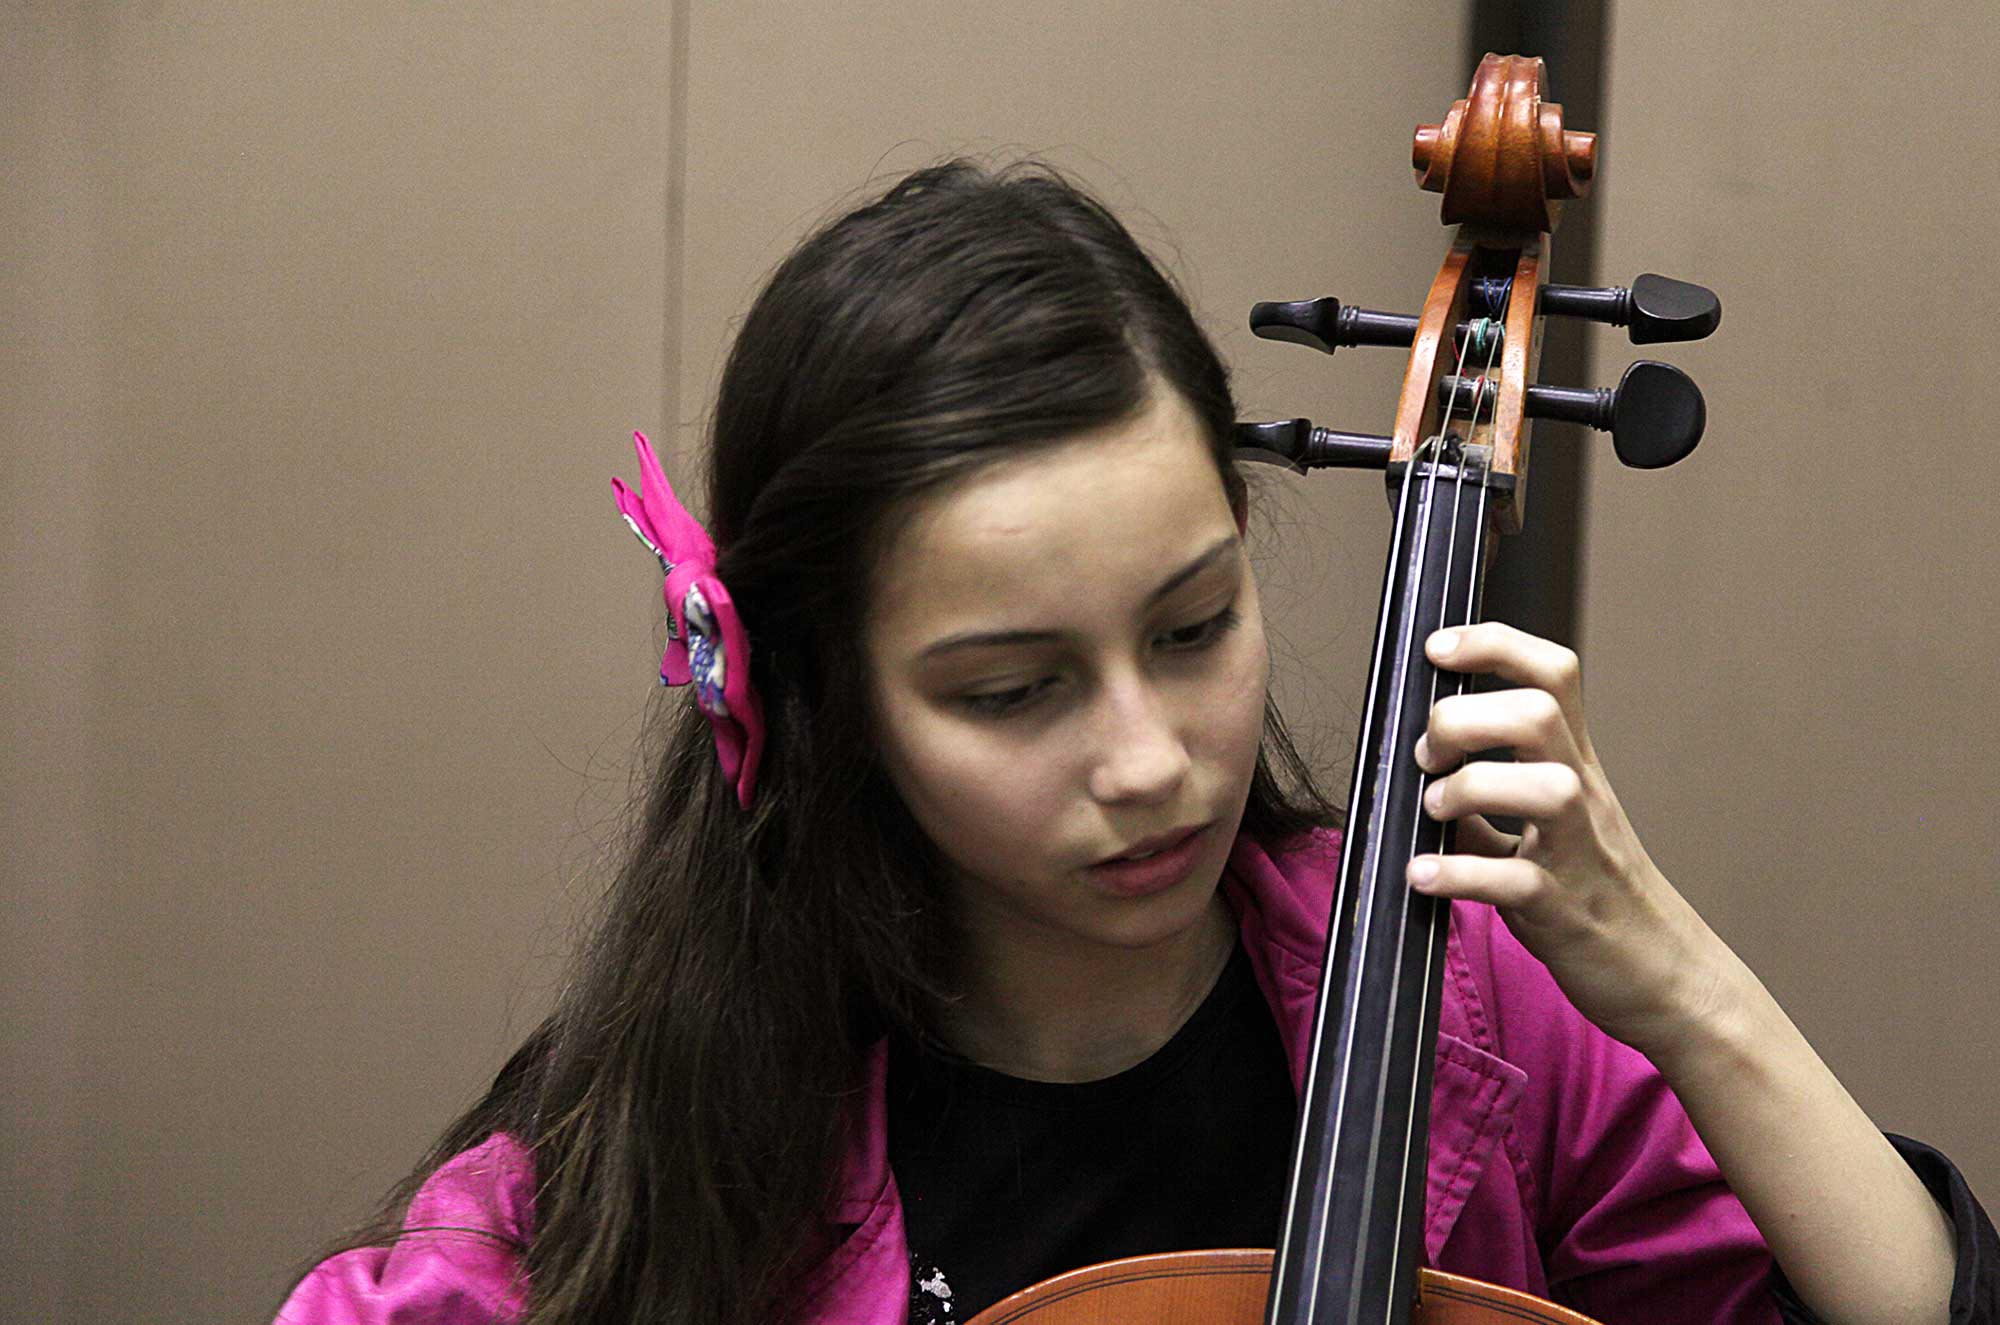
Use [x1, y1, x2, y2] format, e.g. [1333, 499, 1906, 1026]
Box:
[941, 893, 1238, 1083]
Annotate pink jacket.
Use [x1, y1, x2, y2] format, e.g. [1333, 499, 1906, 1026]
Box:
[277, 831, 1780, 1324]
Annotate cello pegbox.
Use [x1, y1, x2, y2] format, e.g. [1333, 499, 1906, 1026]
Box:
[1391, 55, 1599, 531]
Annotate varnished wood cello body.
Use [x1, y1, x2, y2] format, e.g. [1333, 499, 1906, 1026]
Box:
[968, 54, 1717, 1325]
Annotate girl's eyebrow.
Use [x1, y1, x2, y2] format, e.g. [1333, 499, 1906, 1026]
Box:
[920, 533, 1240, 658]
[1147, 532, 1241, 602]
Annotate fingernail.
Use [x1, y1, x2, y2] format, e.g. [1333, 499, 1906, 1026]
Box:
[1414, 734, 1432, 769]
[1430, 630, 1458, 658]
[1408, 857, 1440, 887]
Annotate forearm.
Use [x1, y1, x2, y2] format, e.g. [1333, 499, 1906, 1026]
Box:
[1646, 941, 1956, 1325]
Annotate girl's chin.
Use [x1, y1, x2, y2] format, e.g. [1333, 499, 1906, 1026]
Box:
[1073, 869, 1230, 954]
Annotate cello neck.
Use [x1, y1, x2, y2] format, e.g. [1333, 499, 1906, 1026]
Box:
[1266, 443, 1499, 1325]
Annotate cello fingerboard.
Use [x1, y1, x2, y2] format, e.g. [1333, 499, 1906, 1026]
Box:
[1265, 447, 1496, 1325]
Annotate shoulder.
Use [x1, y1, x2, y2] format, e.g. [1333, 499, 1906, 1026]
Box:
[273, 1134, 536, 1325]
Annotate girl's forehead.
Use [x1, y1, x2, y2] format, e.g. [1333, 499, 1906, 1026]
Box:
[866, 396, 1240, 640]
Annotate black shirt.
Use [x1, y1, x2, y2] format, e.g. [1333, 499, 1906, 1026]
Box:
[886, 941, 1297, 1323]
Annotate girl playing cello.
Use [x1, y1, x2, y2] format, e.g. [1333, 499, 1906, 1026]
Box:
[276, 157, 1995, 1325]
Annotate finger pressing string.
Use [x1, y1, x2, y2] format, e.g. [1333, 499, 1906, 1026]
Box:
[1406, 852, 1545, 908]
[1423, 760, 1584, 824]
[1421, 688, 1584, 768]
[1427, 623, 1587, 718]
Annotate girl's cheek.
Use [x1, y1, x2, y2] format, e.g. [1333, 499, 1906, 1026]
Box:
[1214, 620, 1270, 745]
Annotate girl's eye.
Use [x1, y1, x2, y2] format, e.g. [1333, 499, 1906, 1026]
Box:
[954, 607, 1240, 720]
[1158, 605, 1241, 652]
[959, 677, 1055, 718]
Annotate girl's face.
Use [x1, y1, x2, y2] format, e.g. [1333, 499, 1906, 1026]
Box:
[864, 385, 1269, 967]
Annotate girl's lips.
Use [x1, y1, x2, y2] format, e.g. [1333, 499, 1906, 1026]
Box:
[1085, 823, 1213, 898]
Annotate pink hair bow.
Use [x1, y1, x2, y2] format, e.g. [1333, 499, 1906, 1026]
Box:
[612, 431, 766, 809]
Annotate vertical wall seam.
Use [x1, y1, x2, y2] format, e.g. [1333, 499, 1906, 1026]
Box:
[663, 0, 691, 454]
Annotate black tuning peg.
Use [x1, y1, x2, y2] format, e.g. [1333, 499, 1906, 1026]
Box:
[1232, 419, 1393, 471]
[1475, 273, 1721, 344]
[1437, 361, 1705, 469]
[1250, 298, 1418, 354]
[1250, 298, 1507, 359]
[1547, 274, 1720, 344]
[1536, 361, 1706, 468]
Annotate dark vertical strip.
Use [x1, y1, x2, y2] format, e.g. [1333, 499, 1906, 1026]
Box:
[663, 0, 691, 447]
[1468, 0, 1606, 648]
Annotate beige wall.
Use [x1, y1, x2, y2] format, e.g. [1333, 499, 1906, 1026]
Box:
[6, 6, 675, 1320]
[1582, 0, 2000, 1215]
[5, 4, 1992, 1322]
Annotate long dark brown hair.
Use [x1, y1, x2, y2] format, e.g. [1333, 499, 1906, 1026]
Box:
[309, 158, 1336, 1324]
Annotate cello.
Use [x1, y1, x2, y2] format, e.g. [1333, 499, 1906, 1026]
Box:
[968, 53, 1720, 1325]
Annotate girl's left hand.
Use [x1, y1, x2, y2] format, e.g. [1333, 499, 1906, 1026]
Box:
[1407, 621, 1728, 1059]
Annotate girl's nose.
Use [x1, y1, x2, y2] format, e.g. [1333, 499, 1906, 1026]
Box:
[1086, 678, 1192, 806]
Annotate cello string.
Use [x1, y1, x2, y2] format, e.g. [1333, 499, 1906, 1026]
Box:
[1289, 266, 1514, 1321]
[1289, 431, 1445, 1319]
[1273, 333, 1442, 1323]
[1325, 275, 1493, 1317]
[1290, 296, 1481, 1319]
[1381, 273, 1511, 1310]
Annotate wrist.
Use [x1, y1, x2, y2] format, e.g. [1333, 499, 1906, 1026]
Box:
[1632, 928, 1768, 1085]
[1612, 880, 1765, 1078]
